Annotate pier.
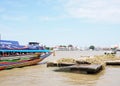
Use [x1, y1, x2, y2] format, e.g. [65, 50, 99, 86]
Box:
[47, 62, 103, 74]
[55, 64, 103, 74]
[106, 60, 120, 65]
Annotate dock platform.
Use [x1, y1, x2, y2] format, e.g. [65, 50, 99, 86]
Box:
[55, 64, 102, 74]
[106, 60, 120, 65]
[47, 62, 102, 74]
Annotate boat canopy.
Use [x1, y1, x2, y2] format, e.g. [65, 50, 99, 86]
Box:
[0, 49, 50, 53]
[0, 40, 45, 50]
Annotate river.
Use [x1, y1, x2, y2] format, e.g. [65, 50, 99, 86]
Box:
[0, 51, 120, 86]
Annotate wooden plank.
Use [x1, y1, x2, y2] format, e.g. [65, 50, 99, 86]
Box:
[47, 62, 75, 67]
[76, 60, 91, 64]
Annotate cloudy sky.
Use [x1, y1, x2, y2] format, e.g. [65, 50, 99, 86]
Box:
[0, 0, 120, 47]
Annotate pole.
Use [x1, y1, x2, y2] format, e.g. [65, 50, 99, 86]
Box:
[53, 50, 55, 56]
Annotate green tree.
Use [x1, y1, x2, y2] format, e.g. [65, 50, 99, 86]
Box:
[68, 44, 73, 47]
[89, 45, 95, 50]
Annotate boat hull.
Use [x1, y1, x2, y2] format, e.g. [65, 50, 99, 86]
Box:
[5, 59, 41, 69]
[0, 53, 51, 70]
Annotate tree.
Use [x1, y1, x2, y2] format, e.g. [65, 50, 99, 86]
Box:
[68, 44, 73, 47]
[89, 45, 95, 50]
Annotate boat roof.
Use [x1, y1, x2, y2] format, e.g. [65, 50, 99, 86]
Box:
[0, 49, 50, 53]
[0, 40, 19, 45]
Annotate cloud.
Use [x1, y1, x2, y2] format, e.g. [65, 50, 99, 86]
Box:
[1, 0, 120, 23]
[38, 15, 67, 21]
[59, 0, 120, 23]
[36, 0, 120, 23]
[1, 15, 28, 22]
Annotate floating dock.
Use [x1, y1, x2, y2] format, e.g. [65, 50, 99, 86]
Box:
[55, 64, 102, 74]
[106, 60, 120, 65]
[47, 62, 102, 74]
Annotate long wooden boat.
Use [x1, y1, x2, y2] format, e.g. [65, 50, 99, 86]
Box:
[0, 52, 51, 70]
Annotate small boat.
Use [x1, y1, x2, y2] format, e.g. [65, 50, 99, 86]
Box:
[0, 39, 51, 70]
[0, 52, 51, 70]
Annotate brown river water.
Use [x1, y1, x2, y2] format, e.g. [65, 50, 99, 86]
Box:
[0, 51, 120, 86]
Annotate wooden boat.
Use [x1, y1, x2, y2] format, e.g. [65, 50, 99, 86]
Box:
[0, 52, 51, 70]
[0, 39, 52, 70]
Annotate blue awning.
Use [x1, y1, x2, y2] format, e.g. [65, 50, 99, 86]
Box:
[0, 49, 50, 53]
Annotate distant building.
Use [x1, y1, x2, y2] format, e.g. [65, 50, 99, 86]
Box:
[53, 45, 79, 51]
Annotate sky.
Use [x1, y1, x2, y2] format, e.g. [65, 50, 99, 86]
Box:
[0, 0, 120, 47]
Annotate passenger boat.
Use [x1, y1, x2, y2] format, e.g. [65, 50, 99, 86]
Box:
[0, 40, 51, 70]
[0, 52, 51, 70]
